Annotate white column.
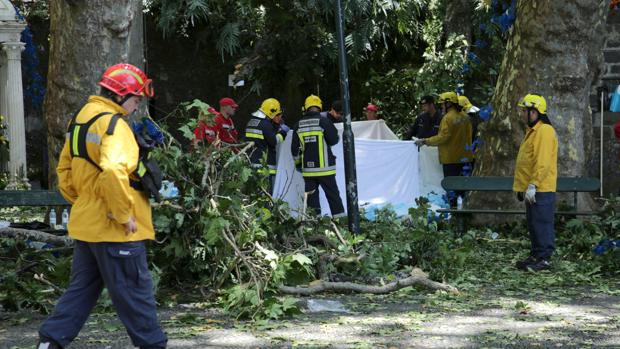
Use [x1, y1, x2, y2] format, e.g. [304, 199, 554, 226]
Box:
[0, 50, 6, 173]
[2, 42, 28, 187]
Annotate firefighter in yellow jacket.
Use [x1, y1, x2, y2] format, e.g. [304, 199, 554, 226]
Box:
[513, 94, 558, 271]
[416, 91, 474, 206]
[38, 64, 167, 349]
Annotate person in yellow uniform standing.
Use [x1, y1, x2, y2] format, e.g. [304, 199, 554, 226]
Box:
[416, 91, 474, 207]
[37, 64, 167, 349]
[513, 94, 558, 271]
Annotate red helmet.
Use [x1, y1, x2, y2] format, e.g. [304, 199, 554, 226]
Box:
[98, 63, 154, 97]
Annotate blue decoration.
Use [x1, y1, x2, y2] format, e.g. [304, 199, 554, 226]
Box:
[461, 64, 471, 74]
[456, 86, 465, 95]
[467, 52, 481, 65]
[479, 105, 493, 121]
[593, 239, 620, 255]
[491, 0, 516, 34]
[14, 6, 46, 111]
[474, 39, 488, 49]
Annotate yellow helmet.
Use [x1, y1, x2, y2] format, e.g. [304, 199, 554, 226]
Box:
[517, 94, 547, 114]
[458, 95, 473, 110]
[259, 98, 282, 119]
[304, 94, 323, 111]
[438, 91, 459, 104]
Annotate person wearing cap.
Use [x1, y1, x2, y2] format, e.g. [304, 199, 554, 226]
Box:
[194, 97, 239, 146]
[364, 103, 380, 120]
[415, 92, 474, 207]
[514, 93, 558, 271]
[404, 95, 442, 140]
[37, 63, 167, 349]
[320, 100, 343, 123]
[292, 95, 345, 216]
[244, 98, 287, 193]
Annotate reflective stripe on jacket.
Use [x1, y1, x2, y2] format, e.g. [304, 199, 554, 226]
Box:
[425, 108, 474, 164]
[291, 111, 339, 177]
[57, 96, 155, 242]
[513, 120, 558, 192]
[244, 112, 280, 174]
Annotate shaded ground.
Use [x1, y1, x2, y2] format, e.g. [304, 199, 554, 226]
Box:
[2, 283, 620, 349]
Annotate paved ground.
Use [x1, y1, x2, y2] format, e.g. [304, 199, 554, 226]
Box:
[2, 288, 620, 349]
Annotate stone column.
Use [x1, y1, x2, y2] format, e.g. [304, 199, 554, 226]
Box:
[0, 50, 6, 173]
[2, 42, 29, 188]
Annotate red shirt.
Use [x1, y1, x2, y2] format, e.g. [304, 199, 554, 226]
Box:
[194, 109, 239, 144]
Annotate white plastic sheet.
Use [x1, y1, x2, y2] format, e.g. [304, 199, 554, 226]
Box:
[273, 120, 443, 216]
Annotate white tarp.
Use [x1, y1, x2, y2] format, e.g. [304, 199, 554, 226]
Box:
[273, 120, 444, 216]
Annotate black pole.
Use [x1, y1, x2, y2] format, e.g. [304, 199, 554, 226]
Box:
[335, 0, 360, 234]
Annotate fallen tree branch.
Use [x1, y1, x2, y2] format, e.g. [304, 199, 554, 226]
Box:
[278, 268, 458, 295]
[0, 227, 73, 247]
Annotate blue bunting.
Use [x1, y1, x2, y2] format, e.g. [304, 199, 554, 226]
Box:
[461, 64, 471, 74]
[479, 105, 493, 121]
[14, 6, 46, 111]
[474, 39, 488, 49]
[593, 239, 620, 255]
[467, 52, 481, 65]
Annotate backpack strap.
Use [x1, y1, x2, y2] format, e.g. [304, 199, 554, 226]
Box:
[67, 112, 113, 171]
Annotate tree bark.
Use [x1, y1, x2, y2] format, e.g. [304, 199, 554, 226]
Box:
[472, 0, 607, 211]
[44, 0, 144, 187]
[0, 227, 73, 246]
[278, 268, 459, 296]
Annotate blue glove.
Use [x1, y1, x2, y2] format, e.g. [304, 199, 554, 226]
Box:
[144, 118, 164, 145]
[280, 123, 290, 133]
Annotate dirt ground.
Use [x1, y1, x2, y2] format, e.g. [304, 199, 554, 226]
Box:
[2, 285, 620, 349]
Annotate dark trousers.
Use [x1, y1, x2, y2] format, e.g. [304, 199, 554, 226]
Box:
[442, 163, 471, 207]
[525, 192, 556, 260]
[39, 240, 167, 348]
[305, 175, 345, 216]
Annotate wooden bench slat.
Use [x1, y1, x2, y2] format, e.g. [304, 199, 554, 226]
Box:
[0, 190, 70, 206]
[441, 176, 600, 192]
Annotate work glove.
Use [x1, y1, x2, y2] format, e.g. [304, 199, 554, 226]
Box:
[414, 139, 426, 147]
[280, 123, 290, 133]
[525, 184, 536, 204]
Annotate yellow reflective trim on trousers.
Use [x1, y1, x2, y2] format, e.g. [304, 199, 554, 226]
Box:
[297, 130, 325, 168]
[302, 169, 336, 177]
[137, 161, 146, 177]
[245, 132, 264, 139]
[71, 125, 81, 156]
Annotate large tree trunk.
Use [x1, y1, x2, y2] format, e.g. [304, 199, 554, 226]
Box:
[472, 0, 607, 212]
[44, 0, 143, 187]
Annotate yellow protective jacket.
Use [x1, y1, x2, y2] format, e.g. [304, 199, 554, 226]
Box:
[57, 96, 155, 242]
[425, 108, 474, 164]
[513, 120, 558, 192]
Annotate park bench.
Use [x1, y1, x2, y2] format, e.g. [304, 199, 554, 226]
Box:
[0, 190, 71, 229]
[436, 176, 601, 230]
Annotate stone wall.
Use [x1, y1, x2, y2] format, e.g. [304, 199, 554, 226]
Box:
[590, 11, 620, 196]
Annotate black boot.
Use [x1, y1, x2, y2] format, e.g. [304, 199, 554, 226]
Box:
[515, 255, 537, 270]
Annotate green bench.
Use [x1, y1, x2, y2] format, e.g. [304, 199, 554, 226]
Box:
[0, 190, 71, 227]
[436, 176, 601, 229]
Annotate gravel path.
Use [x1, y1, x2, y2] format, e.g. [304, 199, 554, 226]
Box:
[2, 288, 619, 349]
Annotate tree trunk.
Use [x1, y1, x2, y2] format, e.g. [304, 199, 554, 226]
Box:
[443, 0, 472, 46]
[472, 0, 607, 212]
[44, 0, 144, 187]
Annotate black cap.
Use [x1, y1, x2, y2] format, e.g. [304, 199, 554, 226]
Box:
[420, 95, 434, 105]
